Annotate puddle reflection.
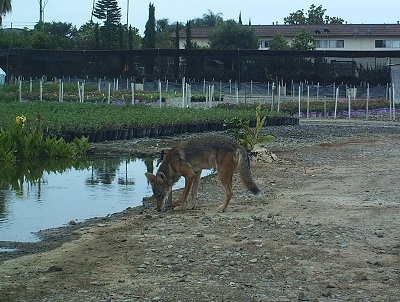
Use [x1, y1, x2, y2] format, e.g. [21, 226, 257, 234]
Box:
[0, 157, 156, 242]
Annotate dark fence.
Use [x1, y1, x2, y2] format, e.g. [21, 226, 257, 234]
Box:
[1, 48, 399, 86]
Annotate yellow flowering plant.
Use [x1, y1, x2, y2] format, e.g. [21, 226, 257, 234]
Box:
[15, 115, 27, 127]
[0, 115, 89, 162]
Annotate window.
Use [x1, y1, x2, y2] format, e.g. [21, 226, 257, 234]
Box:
[314, 40, 344, 48]
[392, 40, 400, 48]
[375, 40, 400, 48]
[260, 40, 270, 48]
[375, 40, 390, 48]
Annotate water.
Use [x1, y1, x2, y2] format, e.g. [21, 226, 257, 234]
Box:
[0, 157, 214, 243]
[0, 157, 157, 242]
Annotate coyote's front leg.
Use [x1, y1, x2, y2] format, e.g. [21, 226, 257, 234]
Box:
[189, 172, 202, 210]
[173, 171, 196, 211]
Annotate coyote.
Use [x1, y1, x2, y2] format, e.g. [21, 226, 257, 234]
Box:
[145, 134, 261, 212]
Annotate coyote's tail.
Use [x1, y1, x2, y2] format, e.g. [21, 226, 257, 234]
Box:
[238, 148, 262, 196]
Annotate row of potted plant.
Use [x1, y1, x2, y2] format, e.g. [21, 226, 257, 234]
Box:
[280, 99, 393, 115]
[190, 93, 224, 102]
[0, 102, 296, 143]
[1, 82, 169, 103]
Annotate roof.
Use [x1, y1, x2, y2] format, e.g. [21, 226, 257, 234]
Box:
[181, 24, 400, 38]
[0, 67, 5, 76]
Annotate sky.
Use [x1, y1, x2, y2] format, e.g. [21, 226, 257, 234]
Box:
[2, 0, 400, 34]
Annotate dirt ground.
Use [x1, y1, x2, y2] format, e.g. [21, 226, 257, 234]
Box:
[1, 120, 400, 302]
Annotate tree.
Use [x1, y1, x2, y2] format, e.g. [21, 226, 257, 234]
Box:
[268, 32, 290, 50]
[283, 9, 306, 25]
[201, 10, 223, 27]
[174, 21, 180, 78]
[92, 0, 122, 49]
[142, 3, 155, 49]
[185, 21, 193, 49]
[291, 28, 315, 50]
[284, 4, 344, 25]
[0, 27, 30, 48]
[0, 0, 12, 26]
[155, 18, 174, 48]
[24, 22, 77, 50]
[209, 20, 259, 50]
[306, 4, 326, 24]
[142, 3, 156, 75]
[92, 0, 121, 26]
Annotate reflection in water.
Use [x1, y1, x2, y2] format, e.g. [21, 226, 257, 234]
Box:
[0, 156, 156, 242]
[0, 158, 90, 192]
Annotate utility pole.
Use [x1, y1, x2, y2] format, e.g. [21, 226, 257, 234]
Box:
[38, 0, 49, 23]
[127, 0, 130, 25]
[39, 0, 43, 22]
[91, 0, 96, 22]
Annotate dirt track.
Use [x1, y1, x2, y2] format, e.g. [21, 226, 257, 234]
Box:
[1, 120, 400, 301]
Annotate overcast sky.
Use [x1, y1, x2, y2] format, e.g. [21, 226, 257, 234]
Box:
[3, 0, 400, 34]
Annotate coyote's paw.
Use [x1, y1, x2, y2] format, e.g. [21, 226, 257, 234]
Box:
[173, 205, 185, 211]
[217, 205, 227, 213]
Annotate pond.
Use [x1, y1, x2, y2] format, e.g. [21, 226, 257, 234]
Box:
[0, 157, 173, 243]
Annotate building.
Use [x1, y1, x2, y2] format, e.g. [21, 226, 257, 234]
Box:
[0, 67, 6, 85]
[179, 23, 400, 52]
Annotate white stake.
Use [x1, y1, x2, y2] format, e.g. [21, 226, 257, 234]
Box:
[108, 83, 111, 104]
[298, 85, 301, 118]
[19, 80, 22, 102]
[366, 83, 369, 120]
[236, 86, 239, 104]
[182, 77, 185, 108]
[159, 80, 162, 108]
[334, 87, 339, 119]
[392, 84, 396, 120]
[40, 80, 43, 101]
[277, 84, 281, 112]
[77, 81, 81, 102]
[81, 82, 85, 103]
[210, 84, 214, 108]
[306, 85, 310, 118]
[347, 88, 351, 119]
[59, 79, 62, 102]
[131, 83, 135, 105]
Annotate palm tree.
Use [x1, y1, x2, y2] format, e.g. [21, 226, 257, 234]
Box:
[0, 0, 12, 27]
[202, 9, 223, 27]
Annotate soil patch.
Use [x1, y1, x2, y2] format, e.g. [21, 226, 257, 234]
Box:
[1, 120, 399, 301]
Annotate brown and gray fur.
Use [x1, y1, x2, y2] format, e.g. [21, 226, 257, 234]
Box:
[145, 134, 261, 212]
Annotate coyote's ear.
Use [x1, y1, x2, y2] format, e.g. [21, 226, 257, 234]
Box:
[162, 148, 171, 156]
[156, 148, 171, 166]
[156, 172, 167, 183]
[145, 172, 157, 184]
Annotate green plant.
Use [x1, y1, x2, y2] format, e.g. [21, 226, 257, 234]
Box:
[0, 115, 89, 163]
[226, 102, 274, 151]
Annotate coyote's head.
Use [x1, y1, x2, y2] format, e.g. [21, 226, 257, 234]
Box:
[145, 172, 172, 211]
